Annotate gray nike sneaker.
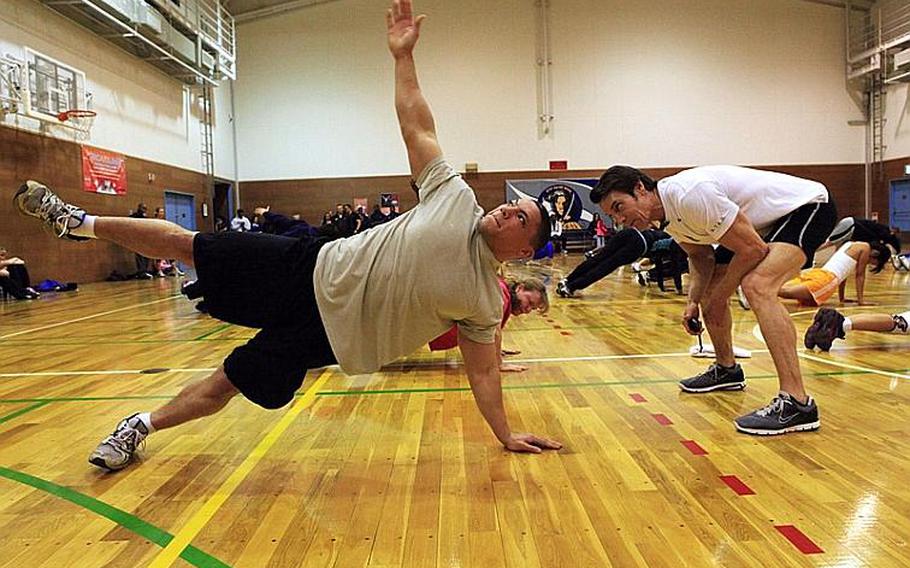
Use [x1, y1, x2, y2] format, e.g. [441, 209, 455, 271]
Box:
[679, 363, 746, 393]
[734, 392, 820, 435]
[14, 180, 89, 241]
[89, 414, 149, 471]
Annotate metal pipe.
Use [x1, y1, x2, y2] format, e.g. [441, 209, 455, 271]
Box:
[234, 0, 343, 24]
[64, 0, 215, 85]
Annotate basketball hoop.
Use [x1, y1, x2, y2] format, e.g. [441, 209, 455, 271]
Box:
[57, 108, 96, 136]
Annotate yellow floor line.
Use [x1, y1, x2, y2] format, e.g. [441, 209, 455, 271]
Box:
[147, 368, 332, 568]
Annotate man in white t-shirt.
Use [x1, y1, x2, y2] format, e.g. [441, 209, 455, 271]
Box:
[14, 0, 560, 472]
[591, 165, 837, 435]
[229, 209, 251, 232]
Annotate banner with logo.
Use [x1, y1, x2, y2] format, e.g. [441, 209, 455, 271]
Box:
[81, 145, 127, 195]
[505, 178, 606, 231]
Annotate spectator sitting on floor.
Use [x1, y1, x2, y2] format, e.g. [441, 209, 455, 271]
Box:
[0, 246, 40, 300]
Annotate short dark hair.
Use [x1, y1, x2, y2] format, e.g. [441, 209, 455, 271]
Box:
[590, 165, 657, 204]
[870, 241, 891, 273]
[530, 200, 551, 251]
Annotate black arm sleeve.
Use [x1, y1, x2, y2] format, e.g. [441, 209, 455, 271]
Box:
[565, 228, 648, 291]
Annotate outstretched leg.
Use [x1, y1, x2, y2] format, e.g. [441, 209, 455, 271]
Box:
[15, 180, 196, 266]
[89, 367, 239, 471]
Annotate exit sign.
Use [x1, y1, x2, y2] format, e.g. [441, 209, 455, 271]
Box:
[549, 160, 568, 170]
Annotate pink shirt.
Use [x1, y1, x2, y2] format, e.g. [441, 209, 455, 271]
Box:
[429, 279, 511, 351]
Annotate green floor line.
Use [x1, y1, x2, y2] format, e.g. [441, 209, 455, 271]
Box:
[0, 467, 230, 568]
[0, 338, 247, 346]
[193, 323, 233, 341]
[0, 401, 49, 424]
[312, 368, 888, 397]
[0, 368, 904, 405]
[0, 395, 176, 404]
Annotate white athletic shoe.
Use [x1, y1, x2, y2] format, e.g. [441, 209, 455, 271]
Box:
[89, 414, 149, 471]
[14, 180, 89, 241]
[737, 285, 751, 310]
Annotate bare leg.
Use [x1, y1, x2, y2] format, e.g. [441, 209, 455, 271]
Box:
[741, 243, 806, 401]
[849, 313, 899, 332]
[778, 283, 816, 304]
[150, 366, 239, 430]
[94, 217, 197, 267]
[702, 265, 735, 367]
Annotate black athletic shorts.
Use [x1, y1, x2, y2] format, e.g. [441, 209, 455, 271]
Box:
[192, 232, 337, 409]
[714, 198, 837, 268]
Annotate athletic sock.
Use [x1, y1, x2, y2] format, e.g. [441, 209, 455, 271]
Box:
[842, 317, 853, 332]
[69, 214, 97, 239]
[136, 412, 156, 434]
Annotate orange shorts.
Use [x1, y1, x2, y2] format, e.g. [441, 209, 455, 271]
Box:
[785, 268, 838, 306]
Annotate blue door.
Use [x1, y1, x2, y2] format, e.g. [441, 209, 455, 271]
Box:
[164, 192, 196, 274]
[164, 191, 196, 231]
[891, 179, 910, 232]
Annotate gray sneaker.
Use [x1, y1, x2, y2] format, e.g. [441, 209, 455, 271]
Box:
[14, 180, 89, 241]
[734, 392, 820, 435]
[89, 414, 149, 471]
[679, 363, 746, 393]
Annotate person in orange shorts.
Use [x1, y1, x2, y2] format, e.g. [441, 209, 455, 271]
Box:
[778, 241, 890, 307]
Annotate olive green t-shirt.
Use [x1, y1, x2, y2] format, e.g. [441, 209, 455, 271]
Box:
[313, 158, 502, 374]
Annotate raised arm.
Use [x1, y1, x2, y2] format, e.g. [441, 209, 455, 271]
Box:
[853, 244, 871, 305]
[386, 0, 442, 179]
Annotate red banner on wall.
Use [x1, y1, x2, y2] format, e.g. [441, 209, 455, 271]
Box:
[82, 145, 127, 195]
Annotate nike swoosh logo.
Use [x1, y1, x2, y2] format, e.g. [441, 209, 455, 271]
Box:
[778, 412, 802, 424]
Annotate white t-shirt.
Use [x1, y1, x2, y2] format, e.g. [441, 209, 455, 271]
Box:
[313, 158, 503, 374]
[230, 216, 251, 232]
[821, 241, 858, 281]
[657, 166, 829, 245]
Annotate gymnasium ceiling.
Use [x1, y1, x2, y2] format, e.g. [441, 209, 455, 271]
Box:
[225, 0, 876, 24]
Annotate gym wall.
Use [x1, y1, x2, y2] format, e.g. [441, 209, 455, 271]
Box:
[885, 84, 910, 161]
[235, 0, 864, 180]
[0, 0, 236, 180]
[240, 162, 867, 229]
[0, 125, 208, 283]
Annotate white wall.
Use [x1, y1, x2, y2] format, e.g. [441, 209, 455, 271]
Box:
[234, 0, 865, 180]
[0, 0, 235, 178]
[884, 83, 910, 160]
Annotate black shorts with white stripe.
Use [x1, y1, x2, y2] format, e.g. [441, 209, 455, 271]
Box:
[715, 197, 838, 268]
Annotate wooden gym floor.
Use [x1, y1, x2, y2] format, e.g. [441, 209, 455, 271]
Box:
[0, 257, 908, 567]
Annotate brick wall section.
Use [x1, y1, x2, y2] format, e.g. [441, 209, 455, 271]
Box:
[0, 125, 208, 283]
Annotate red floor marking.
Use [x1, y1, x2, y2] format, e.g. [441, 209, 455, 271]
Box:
[560, 331, 572, 336]
[651, 413, 673, 425]
[681, 440, 708, 455]
[629, 393, 647, 403]
[719, 475, 755, 496]
[775, 525, 824, 554]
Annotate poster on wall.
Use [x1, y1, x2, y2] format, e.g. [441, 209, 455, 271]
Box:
[81, 145, 127, 195]
[505, 178, 606, 229]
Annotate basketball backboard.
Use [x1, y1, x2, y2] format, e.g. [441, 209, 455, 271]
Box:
[24, 48, 89, 123]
